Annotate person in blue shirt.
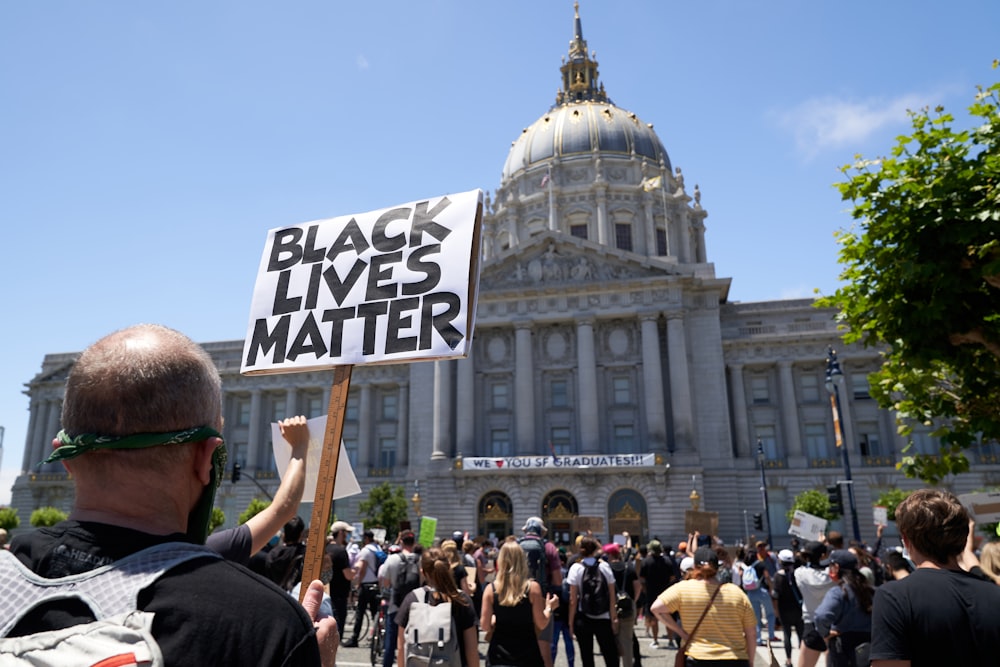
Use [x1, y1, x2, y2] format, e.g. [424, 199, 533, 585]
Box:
[814, 549, 873, 667]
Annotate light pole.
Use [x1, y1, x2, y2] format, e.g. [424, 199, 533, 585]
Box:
[757, 438, 773, 548]
[825, 347, 862, 543]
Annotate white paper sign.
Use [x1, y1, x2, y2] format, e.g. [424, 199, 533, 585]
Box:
[959, 492, 1000, 524]
[243, 190, 483, 374]
[270, 415, 362, 502]
[788, 510, 827, 541]
[873, 506, 888, 526]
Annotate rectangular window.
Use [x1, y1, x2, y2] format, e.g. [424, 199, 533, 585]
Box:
[381, 392, 398, 421]
[378, 437, 397, 469]
[858, 427, 883, 457]
[307, 395, 324, 418]
[851, 374, 871, 399]
[570, 224, 588, 240]
[805, 423, 831, 460]
[232, 441, 248, 467]
[491, 382, 509, 410]
[750, 376, 770, 404]
[490, 429, 511, 457]
[271, 398, 286, 422]
[612, 424, 634, 454]
[755, 425, 780, 460]
[614, 223, 633, 252]
[344, 438, 358, 468]
[550, 427, 571, 455]
[345, 394, 359, 421]
[656, 228, 668, 256]
[800, 374, 820, 402]
[912, 428, 939, 455]
[237, 399, 251, 427]
[613, 377, 631, 404]
[550, 379, 568, 408]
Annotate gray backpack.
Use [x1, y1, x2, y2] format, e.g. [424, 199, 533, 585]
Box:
[0, 542, 220, 667]
[403, 587, 461, 667]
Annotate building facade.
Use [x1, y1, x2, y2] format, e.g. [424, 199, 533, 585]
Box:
[13, 6, 999, 546]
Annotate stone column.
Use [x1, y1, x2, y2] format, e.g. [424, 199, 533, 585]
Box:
[22, 397, 42, 472]
[642, 195, 656, 257]
[247, 389, 262, 469]
[285, 387, 297, 419]
[42, 400, 62, 472]
[576, 317, 600, 453]
[397, 383, 410, 466]
[665, 311, 693, 451]
[778, 361, 804, 457]
[639, 313, 667, 450]
[359, 383, 373, 468]
[456, 355, 476, 456]
[596, 189, 609, 245]
[514, 322, 536, 455]
[432, 360, 453, 460]
[728, 363, 751, 456]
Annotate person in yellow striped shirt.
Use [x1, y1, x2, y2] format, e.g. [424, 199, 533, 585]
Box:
[651, 546, 757, 666]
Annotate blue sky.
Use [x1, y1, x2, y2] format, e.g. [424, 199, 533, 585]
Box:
[1, 1, 997, 504]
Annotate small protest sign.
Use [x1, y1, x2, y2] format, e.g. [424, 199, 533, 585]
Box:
[959, 491, 1000, 524]
[684, 510, 718, 537]
[243, 190, 483, 374]
[418, 516, 438, 548]
[270, 415, 361, 502]
[789, 510, 827, 541]
[873, 506, 888, 526]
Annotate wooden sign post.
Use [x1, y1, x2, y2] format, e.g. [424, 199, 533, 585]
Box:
[298, 364, 352, 601]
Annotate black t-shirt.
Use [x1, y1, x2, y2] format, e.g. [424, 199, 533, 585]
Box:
[325, 543, 352, 599]
[8, 520, 320, 667]
[396, 586, 477, 667]
[206, 523, 253, 565]
[640, 553, 677, 597]
[871, 567, 1000, 666]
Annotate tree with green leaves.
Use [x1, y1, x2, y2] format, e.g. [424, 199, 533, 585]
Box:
[0, 507, 19, 531]
[30, 506, 68, 528]
[357, 482, 409, 541]
[239, 498, 272, 525]
[787, 488, 838, 523]
[819, 61, 1000, 484]
[208, 507, 226, 534]
[873, 488, 913, 522]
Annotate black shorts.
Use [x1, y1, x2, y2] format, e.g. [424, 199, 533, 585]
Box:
[802, 622, 827, 652]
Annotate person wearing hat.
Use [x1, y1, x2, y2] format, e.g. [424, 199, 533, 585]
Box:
[772, 549, 804, 667]
[519, 516, 563, 667]
[640, 539, 679, 649]
[326, 519, 356, 640]
[814, 549, 873, 667]
[603, 542, 640, 667]
[651, 546, 756, 665]
[795, 540, 836, 667]
[343, 528, 381, 647]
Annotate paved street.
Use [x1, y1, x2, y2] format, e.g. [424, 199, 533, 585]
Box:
[331, 626, 826, 667]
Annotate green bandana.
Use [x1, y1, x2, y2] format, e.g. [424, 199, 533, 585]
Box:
[43, 426, 228, 545]
[44, 426, 227, 489]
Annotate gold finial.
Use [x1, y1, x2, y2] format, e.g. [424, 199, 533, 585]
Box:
[574, 2, 579, 18]
[689, 475, 701, 510]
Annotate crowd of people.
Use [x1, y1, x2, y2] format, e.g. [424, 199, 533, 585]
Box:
[4, 324, 1000, 667]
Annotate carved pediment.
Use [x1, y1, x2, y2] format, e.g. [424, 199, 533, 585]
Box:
[481, 233, 675, 292]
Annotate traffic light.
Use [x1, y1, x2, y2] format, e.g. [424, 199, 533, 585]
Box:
[827, 484, 844, 516]
[753, 513, 763, 530]
[232, 462, 242, 484]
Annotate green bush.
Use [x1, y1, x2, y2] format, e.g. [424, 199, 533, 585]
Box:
[30, 506, 68, 528]
[208, 507, 226, 534]
[0, 506, 20, 531]
[239, 498, 271, 525]
[787, 488, 838, 522]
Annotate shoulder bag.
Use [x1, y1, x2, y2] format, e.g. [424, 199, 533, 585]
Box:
[674, 583, 723, 667]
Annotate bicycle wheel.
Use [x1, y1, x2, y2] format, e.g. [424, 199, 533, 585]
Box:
[346, 604, 371, 645]
[370, 614, 384, 666]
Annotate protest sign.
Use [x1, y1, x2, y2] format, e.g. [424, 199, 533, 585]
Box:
[419, 516, 438, 548]
[685, 510, 718, 537]
[243, 190, 483, 374]
[789, 510, 827, 541]
[873, 505, 888, 526]
[960, 491, 1000, 524]
[270, 415, 362, 502]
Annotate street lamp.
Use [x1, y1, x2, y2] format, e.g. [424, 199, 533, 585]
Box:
[825, 347, 862, 543]
[756, 438, 773, 548]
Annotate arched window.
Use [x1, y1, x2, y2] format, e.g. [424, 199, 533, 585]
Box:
[542, 490, 579, 546]
[478, 491, 513, 541]
[607, 488, 648, 545]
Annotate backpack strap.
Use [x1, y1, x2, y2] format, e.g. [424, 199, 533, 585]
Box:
[0, 542, 220, 637]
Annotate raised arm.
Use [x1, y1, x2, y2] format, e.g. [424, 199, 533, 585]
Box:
[244, 416, 310, 554]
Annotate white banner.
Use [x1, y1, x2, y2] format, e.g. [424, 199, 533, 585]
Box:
[243, 189, 483, 374]
[788, 510, 827, 541]
[462, 453, 656, 471]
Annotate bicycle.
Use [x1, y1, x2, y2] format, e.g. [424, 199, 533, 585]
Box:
[370, 591, 388, 666]
[345, 587, 371, 646]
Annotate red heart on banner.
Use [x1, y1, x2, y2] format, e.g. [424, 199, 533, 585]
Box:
[495, 460, 504, 468]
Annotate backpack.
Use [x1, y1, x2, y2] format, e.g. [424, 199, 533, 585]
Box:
[0, 542, 220, 667]
[403, 587, 461, 667]
[741, 562, 760, 591]
[578, 560, 610, 616]
[609, 561, 635, 621]
[266, 542, 305, 592]
[518, 536, 548, 591]
[393, 553, 422, 607]
[365, 543, 388, 570]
